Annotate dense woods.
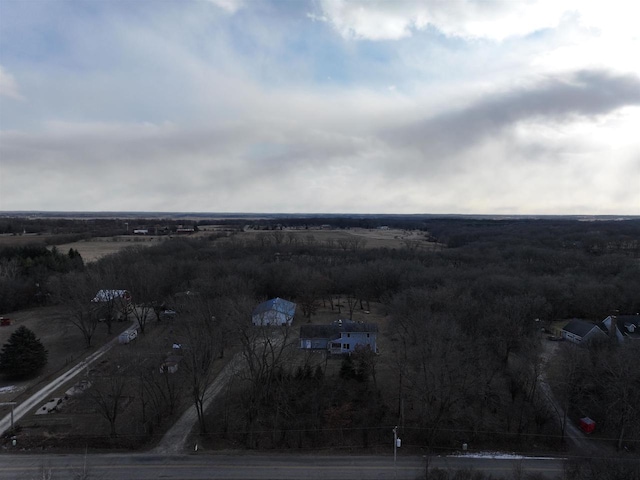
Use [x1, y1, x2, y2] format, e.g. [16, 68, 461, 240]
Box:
[1, 216, 639, 454]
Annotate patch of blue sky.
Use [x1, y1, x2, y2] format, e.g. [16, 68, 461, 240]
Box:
[1, 1, 120, 71]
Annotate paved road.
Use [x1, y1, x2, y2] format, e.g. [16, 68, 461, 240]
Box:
[0, 453, 567, 479]
[0, 322, 136, 437]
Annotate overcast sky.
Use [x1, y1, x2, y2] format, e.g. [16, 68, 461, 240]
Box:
[1, 0, 639, 214]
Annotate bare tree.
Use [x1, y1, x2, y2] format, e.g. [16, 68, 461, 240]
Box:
[597, 342, 640, 451]
[237, 316, 295, 448]
[63, 272, 100, 348]
[88, 360, 130, 438]
[70, 304, 101, 348]
[548, 343, 588, 445]
[345, 294, 358, 320]
[297, 272, 327, 321]
[175, 296, 221, 435]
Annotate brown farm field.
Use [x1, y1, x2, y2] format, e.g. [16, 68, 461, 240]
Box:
[55, 236, 161, 263]
[55, 227, 439, 264]
[239, 227, 439, 251]
[0, 233, 159, 263]
[2, 226, 438, 264]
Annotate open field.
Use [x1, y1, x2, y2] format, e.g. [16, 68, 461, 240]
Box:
[0, 233, 159, 263]
[56, 236, 161, 263]
[0, 233, 60, 247]
[2, 225, 439, 265]
[238, 227, 439, 251]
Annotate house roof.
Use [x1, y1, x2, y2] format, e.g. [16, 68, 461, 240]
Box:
[562, 318, 603, 338]
[300, 321, 378, 339]
[300, 324, 341, 339]
[602, 315, 640, 339]
[92, 289, 130, 302]
[252, 297, 296, 317]
[337, 320, 379, 333]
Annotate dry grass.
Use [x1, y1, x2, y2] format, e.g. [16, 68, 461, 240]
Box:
[239, 227, 439, 251]
[2, 225, 438, 265]
[56, 236, 162, 263]
[0, 233, 58, 247]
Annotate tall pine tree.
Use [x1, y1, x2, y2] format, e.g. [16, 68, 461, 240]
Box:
[0, 326, 48, 379]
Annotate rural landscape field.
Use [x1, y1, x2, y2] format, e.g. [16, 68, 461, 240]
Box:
[0, 213, 639, 479]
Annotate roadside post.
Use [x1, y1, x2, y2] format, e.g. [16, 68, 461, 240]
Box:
[0, 402, 16, 431]
[393, 425, 401, 479]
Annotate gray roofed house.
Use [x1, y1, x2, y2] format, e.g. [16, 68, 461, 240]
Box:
[601, 315, 640, 343]
[561, 318, 607, 345]
[300, 319, 378, 354]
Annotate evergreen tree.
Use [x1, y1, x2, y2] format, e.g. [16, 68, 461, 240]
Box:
[0, 326, 48, 379]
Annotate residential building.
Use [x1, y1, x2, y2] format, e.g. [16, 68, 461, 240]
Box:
[252, 297, 297, 326]
[300, 319, 378, 354]
[561, 318, 607, 345]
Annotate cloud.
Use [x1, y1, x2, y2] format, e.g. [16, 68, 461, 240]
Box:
[202, 0, 244, 14]
[1, 1, 638, 214]
[311, 0, 568, 41]
[386, 70, 640, 159]
[0, 66, 23, 100]
[312, 0, 640, 42]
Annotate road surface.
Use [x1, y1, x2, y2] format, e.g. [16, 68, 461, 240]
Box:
[0, 453, 567, 479]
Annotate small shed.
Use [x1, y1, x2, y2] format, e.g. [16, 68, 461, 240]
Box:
[160, 355, 182, 374]
[579, 417, 596, 434]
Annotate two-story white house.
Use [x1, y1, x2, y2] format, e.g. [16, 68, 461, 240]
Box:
[300, 319, 378, 354]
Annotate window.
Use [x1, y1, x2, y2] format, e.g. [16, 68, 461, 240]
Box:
[343, 344, 350, 350]
[347, 333, 350, 338]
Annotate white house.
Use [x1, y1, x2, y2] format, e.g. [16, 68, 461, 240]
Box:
[300, 319, 378, 354]
[561, 319, 607, 345]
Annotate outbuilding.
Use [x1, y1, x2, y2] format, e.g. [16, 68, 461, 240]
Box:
[579, 417, 596, 434]
[252, 297, 296, 326]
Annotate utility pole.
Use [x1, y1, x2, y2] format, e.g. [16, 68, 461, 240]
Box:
[0, 402, 17, 430]
[393, 425, 401, 479]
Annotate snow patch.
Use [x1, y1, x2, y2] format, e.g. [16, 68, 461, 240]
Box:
[0, 385, 24, 395]
[448, 451, 560, 460]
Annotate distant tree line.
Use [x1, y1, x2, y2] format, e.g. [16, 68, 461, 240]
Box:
[0, 245, 83, 312]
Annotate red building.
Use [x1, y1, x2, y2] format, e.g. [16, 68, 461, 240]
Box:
[579, 417, 595, 434]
